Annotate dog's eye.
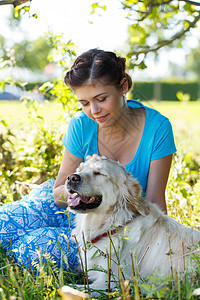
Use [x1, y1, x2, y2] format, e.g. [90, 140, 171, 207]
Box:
[93, 171, 103, 176]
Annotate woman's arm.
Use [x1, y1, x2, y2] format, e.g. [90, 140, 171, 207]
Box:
[145, 154, 173, 214]
[53, 148, 83, 208]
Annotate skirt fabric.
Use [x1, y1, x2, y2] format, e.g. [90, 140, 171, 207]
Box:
[0, 179, 79, 270]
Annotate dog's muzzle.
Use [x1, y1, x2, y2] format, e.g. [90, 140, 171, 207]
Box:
[66, 173, 102, 211]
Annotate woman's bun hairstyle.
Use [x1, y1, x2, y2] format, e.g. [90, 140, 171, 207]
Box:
[64, 49, 133, 92]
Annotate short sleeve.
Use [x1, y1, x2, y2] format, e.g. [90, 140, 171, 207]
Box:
[62, 115, 84, 158]
[151, 118, 177, 161]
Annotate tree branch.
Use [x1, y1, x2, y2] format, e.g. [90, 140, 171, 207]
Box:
[0, 0, 30, 6]
[128, 12, 200, 57]
[180, 0, 200, 6]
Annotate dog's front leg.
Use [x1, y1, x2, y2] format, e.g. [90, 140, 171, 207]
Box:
[88, 267, 119, 297]
[89, 273, 109, 297]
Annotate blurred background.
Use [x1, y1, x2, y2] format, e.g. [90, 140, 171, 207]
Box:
[0, 0, 199, 99]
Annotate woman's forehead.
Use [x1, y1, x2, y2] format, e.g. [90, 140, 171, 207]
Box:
[75, 84, 117, 99]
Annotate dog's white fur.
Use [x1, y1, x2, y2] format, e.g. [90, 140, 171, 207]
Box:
[66, 155, 200, 292]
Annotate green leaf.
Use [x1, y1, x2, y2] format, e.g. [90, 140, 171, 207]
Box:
[138, 61, 147, 70]
[91, 2, 106, 15]
[91, 249, 100, 259]
[23, 6, 30, 12]
[14, 6, 20, 18]
[91, 3, 98, 14]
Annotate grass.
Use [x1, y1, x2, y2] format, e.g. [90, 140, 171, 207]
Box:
[1, 99, 200, 153]
[147, 100, 200, 155]
[0, 100, 64, 128]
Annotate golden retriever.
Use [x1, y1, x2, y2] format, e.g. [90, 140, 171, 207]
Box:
[65, 154, 200, 293]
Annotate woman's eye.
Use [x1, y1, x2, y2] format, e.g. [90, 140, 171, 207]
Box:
[79, 101, 89, 106]
[98, 97, 107, 102]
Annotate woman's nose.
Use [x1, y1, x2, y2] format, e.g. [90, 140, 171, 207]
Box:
[91, 102, 101, 114]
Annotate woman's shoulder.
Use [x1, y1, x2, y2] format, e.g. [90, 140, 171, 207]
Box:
[69, 110, 96, 126]
[70, 110, 87, 120]
[128, 99, 170, 124]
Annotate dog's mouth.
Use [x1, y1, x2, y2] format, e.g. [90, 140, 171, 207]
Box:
[67, 190, 102, 211]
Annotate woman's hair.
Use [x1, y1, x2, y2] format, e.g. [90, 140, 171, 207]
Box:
[64, 49, 133, 91]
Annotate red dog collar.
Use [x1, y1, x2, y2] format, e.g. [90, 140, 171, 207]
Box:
[90, 229, 117, 244]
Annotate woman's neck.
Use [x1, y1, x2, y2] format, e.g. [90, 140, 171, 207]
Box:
[97, 105, 146, 164]
[100, 105, 141, 139]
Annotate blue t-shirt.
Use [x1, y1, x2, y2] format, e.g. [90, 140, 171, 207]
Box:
[62, 100, 177, 194]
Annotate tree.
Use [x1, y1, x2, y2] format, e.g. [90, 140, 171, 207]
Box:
[121, 0, 200, 68]
[9, 37, 53, 71]
[0, 6, 50, 72]
[1, 0, 199, 71]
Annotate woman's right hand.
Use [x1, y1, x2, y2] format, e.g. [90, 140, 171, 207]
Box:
[53, 148, 83, 208]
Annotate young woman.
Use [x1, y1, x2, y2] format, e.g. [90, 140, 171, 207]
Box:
[0, 49, 176, 271]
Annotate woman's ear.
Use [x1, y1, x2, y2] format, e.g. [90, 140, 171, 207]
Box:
[120, 78, 129, 94]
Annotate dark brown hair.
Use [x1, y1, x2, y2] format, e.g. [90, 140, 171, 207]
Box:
[64, 49, 133, 91]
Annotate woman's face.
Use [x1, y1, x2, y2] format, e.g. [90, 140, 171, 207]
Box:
[75, 82, 127, 128]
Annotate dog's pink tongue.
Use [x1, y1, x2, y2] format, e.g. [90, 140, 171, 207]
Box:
[68, 194, 82, 207]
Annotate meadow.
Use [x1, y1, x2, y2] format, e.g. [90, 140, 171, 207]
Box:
[1, 99, 200, 153]
[0, 99, 200, 299]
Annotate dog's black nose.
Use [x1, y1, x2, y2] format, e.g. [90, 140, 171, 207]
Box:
[67, 173, 81, 185]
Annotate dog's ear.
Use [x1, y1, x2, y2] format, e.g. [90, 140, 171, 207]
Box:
[124, 176, 150, 216]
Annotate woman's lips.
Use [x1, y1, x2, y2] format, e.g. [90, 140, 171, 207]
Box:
[95, 114, 109, 122]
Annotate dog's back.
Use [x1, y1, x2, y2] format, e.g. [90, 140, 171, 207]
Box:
[125, 208, 200, 278]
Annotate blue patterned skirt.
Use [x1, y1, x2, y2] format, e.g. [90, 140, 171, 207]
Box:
[0, 179, 79, 270]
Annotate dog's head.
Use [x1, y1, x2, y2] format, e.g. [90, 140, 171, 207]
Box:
[65, 154, 150, 215]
